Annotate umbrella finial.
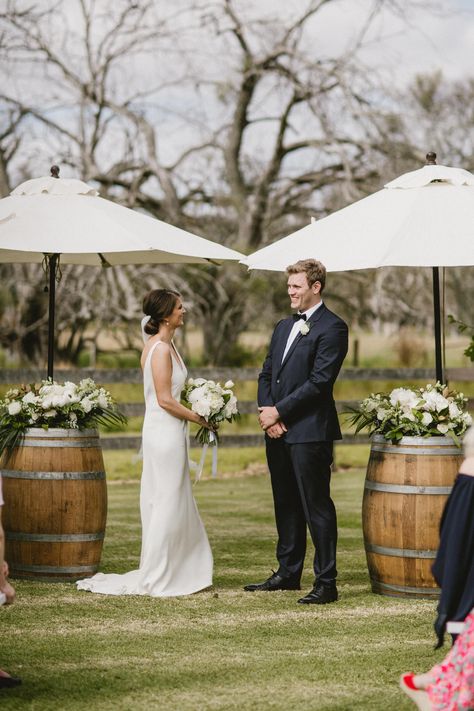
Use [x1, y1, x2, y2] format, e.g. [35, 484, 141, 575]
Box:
[50, 165, 60, 178]
[425, 152, 437, 165]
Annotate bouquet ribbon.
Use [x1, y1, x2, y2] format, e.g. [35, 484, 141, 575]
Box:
[195, 432, 218, 483]
[186, 426, 218, 483]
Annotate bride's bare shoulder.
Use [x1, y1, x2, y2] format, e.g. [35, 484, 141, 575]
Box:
[141, 340, 170, 368]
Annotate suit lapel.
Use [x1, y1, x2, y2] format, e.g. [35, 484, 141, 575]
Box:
[273, 317, 293, 365]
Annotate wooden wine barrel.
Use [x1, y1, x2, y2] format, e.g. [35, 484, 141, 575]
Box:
[363, 434, 463, 599]
[1, 428, 107, 582]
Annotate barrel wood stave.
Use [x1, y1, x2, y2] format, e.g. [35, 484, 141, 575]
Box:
[1, 428, 107, 582]
[362, 435, 463, 599]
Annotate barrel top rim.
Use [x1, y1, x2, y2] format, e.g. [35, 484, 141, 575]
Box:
[371, 434, 461, 446]
[24, 427, 99, 436]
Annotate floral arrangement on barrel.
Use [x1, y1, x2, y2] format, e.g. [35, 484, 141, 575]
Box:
[182, 378, 239, 445]
[0, 378, 126, 457]
[348, 382, 472, 445]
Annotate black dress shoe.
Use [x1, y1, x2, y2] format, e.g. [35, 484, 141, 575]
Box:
[297, 582, 338, 605]
[244, 571, 301, 592]
[0, 675, 22, 688]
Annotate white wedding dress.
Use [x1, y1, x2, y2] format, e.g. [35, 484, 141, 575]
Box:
[77, 340, 213, 597]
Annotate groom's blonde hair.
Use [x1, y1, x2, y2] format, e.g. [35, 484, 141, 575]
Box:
[286, 259, 326, 293]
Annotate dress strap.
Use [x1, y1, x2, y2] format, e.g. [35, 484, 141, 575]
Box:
[144, 340, 165, 369]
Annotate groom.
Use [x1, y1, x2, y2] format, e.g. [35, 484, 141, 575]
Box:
[245, 259, 348, 604]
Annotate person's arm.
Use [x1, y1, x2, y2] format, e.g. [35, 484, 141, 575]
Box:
[257, 323, 288, 436]
[275, 321, 348, 423]
[0, 508, 15, 604]
[151, 344, 211, 428]
[257, 321, 283, 408]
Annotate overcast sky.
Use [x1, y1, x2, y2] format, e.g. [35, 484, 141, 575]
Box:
[310, 0, 474, 84]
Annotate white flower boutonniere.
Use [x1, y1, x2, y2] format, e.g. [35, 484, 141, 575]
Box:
[299, 321, 310, 335]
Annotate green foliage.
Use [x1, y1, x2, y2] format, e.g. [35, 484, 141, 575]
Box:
[448, 314, 474, 362]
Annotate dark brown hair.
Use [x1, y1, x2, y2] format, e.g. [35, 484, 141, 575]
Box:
[286, 259, 326, 293]
[142, 289, 181, 335]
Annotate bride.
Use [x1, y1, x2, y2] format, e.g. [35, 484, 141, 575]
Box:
[77, 289, 213, 597]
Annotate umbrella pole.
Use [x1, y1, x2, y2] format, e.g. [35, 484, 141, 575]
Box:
[432, 266, 444, 384]
[47, 254, 58, 380]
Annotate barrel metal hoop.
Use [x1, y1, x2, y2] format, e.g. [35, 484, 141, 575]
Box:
[6, 531, 105, 542]
[371, 579, 441, 595]
[364, 480, 452, 495]
[25, 428, 98, 437]
[371, 444, 461, 456]
[0, 469, 106, 480]
[21, 439, 99, 448]
[11, 564, 98, 574]
[366, 543, 437, 559]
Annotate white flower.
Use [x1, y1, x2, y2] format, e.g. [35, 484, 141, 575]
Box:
[187, 378, 194, 386]
[98, 395, 109, 409]
[448, 403, 461, 418]
[44, 409, 57, 418]
[224, 380, 234, 389]
[423, 391, 449, 412]
[224, 395, 238, 418]
[29, 413, 39, 422]
[22, 391, 38, 405]
[437, 423, 449, 434]
[376, 408, 389, 420]
[363, 399, 378, 413]
[188, 386, 206, 404]
[81, 397, 93, 413]
[463, 413, 473, 426]
[389, 388, 418, 409]
[8, 401, 22, 415]
[299, 322, 310, 335]
[421, 412, 433, 426]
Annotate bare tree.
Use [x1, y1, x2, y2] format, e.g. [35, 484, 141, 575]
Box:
[0, 0, 468, 365]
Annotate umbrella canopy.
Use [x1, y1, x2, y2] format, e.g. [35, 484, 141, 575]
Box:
[244, 159, 474, 384]
[0, 173, 244, 377]
[244, 164, 474, 272]
[0, 175, 243, 265]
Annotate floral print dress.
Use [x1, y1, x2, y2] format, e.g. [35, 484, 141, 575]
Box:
[428, 607, 474, 710]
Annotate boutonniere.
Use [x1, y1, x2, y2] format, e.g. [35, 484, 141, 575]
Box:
[299, 321, 310, 335]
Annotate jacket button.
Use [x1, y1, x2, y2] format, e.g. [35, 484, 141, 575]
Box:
[276, 379, 280, 383]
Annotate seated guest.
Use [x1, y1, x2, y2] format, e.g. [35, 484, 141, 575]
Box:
[400, 425, 474, 709]
[0, 473, 21, 688]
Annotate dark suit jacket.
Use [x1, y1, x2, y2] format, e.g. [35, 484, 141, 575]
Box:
[258, 303, 348, 444]
[431, 473, 474, 647]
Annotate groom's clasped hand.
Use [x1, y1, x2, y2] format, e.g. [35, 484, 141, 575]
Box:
[245, 259, 348, 606]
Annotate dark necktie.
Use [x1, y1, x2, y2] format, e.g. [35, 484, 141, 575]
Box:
[293, 313, 307, 321]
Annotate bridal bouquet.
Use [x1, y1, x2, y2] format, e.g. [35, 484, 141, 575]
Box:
[0, 378, 126, 455]
[182, 378, 239, 445]
[348, 382, 472, 444]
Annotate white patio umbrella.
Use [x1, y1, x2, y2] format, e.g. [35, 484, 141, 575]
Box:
[0, 168, 244, 377]
[244, 155, 474, 383]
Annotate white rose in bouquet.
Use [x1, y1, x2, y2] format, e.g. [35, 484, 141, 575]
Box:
[182, 378, 240, 445]
[7, 401, 21, 416]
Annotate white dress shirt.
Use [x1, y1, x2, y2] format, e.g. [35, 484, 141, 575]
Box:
[281, 301, 323, 363]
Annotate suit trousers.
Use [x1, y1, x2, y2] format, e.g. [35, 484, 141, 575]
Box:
[265, 438, 337, 585]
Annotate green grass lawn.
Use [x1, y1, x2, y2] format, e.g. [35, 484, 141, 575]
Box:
[2, 464, 445, 710]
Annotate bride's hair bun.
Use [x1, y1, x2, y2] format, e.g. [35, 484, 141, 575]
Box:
[143, 289, 181, 335]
